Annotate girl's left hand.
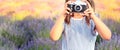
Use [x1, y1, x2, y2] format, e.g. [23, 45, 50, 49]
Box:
[83, 1, 95, 19]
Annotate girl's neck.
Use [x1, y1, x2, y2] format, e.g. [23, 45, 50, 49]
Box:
[73, 13, 83, 19]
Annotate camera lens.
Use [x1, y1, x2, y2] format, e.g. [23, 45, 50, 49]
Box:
[74, 5, 82, 12]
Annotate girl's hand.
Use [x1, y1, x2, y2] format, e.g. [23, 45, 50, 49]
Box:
[62, 1, 72, 17]
[83, 1, 95, 19]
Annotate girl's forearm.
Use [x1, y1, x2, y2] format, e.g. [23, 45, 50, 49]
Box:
[92, 15, 112, 40]
[50, 15, 65, 41]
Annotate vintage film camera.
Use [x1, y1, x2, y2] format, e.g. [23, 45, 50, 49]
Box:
[67, 0, 88, 13]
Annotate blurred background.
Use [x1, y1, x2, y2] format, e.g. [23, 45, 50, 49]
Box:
[0, 0, 120, 50]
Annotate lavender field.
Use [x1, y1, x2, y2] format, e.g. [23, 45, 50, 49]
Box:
[0, 0, 120, 50]
[0, 15, 120, 50]
[0, 16, 62, 50]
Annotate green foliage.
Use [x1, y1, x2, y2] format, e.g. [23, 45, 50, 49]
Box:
[39, 30, 50, 38]
[27, 45, 51, 50]
[96, 35, 102, 44]
[37, 45, 51, 50]
[1, 29, 25, 47]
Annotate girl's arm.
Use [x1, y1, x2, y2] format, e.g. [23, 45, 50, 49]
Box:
[50, 15, 65, 41]
[92, 15, 112, 40]
[50, 1, 71, 41]
[84, 1, 112, 40]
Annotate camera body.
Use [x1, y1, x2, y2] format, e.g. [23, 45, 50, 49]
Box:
[67, 0, 87, 13]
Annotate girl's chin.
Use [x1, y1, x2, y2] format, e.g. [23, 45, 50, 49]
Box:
[74, 12, 84, 16]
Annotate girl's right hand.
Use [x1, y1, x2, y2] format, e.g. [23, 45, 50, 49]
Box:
[63, 1, 72, 17]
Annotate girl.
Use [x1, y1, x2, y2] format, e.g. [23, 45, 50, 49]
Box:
[50, 0, 112, 50]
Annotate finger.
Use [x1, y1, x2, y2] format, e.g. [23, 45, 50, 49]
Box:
[66, 8, 72, 12]
[70, 13, 73, 15]
[65, 11, 70, 14]
[64, 1, 72, 11]
[64, 11, 73, 16]
[83, 10, 92, 16]
[84, 11, 92, 15]
[65, 1, 72, 7]
[84, 13, 89, 16]
[84, 9, 90, 13]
